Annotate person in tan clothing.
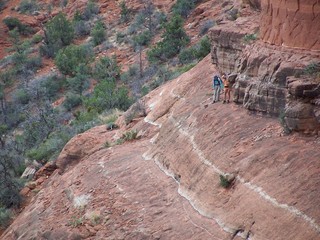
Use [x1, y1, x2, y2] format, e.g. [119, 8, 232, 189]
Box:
[222, 74, 231, 103]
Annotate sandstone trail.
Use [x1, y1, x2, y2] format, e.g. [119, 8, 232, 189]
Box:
[2, 56, 320, 240]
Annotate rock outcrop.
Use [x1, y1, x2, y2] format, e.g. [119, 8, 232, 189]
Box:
[210, 16, 260, 74]
[211, 1, 320, 133]
[260, 0, 320, 51]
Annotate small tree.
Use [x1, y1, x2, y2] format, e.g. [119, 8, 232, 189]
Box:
[84, 79, 132, 113]
[82, 0, 99, 21]
[147, 14, 189, 63]
[195, 36, 211, 59]
[91, 20, 106, 46]
[55, 44, 93, 76]
[0, 149, 22, 208]
[120, 1, 130, 22]
[67, 64, 90, 96]
[172, 0, 197, 18]
[93, 56, 120, 82]
[41, 12, 74, 57]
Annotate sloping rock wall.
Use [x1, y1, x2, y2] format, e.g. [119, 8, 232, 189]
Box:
[3, 57, 320, 240]
[260, 0, 320, 50]
[142, 56, 320, 239]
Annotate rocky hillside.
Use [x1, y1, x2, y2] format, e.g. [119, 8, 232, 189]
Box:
[1, 0, 320, 239]
[2, 55, 320, 239]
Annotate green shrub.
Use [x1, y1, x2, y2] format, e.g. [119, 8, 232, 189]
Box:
[3, 17, 21, 30]
[63, 93, 82, 111]
[199, 19, 215, 36]
[172, 0, 197, 18]
[3, 17, 33, 35]
[82, 0, 99, 20]
[42, 12, 74, 57]
[147, 15, 189, 63]
[178, 36, 210, 64]
[25, 55, 43, 71]
[0, 182, 22, 208]
[279, 111, 291, 135]
[26, 129, 73, 163]
[148, 66, 174, 90]
[60, 0, 68, 8]
[32, 34, 43, 44]
[0, 69, 16, 86]
[116, 31, 129, 44]
[195, 36, 211, 59]
[0, 0, 7, 11]
[115, 138, 125, 145]
[133, 30, 152, 47]
[0, 208, 12, 229]
[71, 110, 101, 133]
[93, 56, 120, 82]
[175, 63, 196, 75]
[120, 1, 130, 22]
[67, 64, 90, 96]
[120, 64, 140, 83]
[243, 33, 258, 43]
[84, 80, 132, 113]
[67, 216, 83, 227]
[19, 0, 39, 14]
[103, 111, 119, 124]
[91, 20, 106, 46]
[55, 44, 93, 76]
[303, 62, 320, 76]
[122, 129, 138, 141]
[11, 52, 27, 67]
[141, 85, 149, 96]
[15, 89, 30, 104]
[73, 110, 97, 125]
[219, 174, 232, 188]
[178, 47, 197, 64]
[73, 20, 90, 37]
[41, 74, 65, 100]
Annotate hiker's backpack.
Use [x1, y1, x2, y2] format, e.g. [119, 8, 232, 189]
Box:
[213, 76, 221, 86]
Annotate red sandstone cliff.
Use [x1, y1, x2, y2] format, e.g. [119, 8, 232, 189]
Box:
[260, 0, 320, 50]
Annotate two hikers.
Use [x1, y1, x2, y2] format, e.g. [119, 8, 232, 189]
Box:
[212, 74, 231, 103]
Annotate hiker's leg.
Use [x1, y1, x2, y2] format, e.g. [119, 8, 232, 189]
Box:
[213, 88, 218, 102]
[217, 87, 221, 101]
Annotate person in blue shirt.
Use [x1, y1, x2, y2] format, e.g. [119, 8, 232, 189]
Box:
[212, 75, 223, 103]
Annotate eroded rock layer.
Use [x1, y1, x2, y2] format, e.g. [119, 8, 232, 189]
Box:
[211, 1, 320, 133]
[210, 16, 260, 74]
[260, 0, 320, 50]
[233, 43, 320, 132]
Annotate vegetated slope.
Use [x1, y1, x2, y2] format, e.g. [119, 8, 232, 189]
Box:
[2, 55, 320, 239]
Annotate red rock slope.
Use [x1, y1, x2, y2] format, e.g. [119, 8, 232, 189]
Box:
[2, 55, 320, 239]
